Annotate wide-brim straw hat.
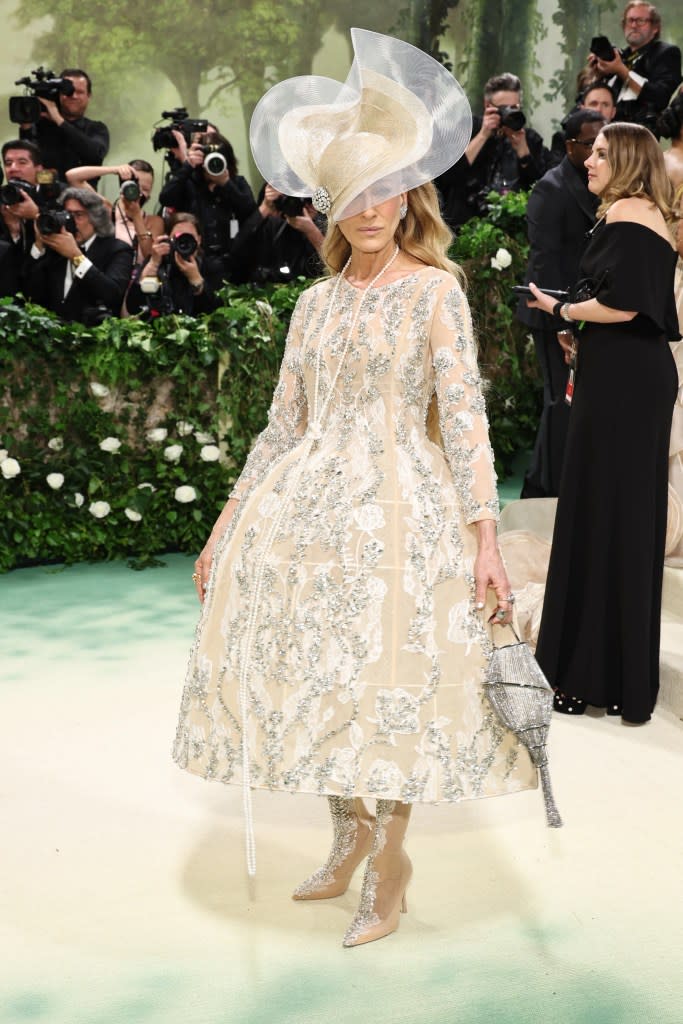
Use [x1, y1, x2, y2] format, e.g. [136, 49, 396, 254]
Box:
[249, 28, 472, 222]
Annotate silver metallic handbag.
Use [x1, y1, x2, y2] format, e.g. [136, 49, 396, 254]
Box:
[485, 626, 563, 828]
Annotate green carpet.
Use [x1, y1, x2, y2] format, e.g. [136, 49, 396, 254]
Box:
[2, 549, 683, 1024]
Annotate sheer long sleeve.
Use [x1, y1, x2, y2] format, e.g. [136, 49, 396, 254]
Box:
[430, 280, 499, 523]
[230, 293, 309, 500]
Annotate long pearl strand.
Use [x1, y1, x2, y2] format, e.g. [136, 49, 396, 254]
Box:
[238, 244, 400, 876]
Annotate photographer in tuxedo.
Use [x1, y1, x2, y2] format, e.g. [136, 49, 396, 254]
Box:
[25, 187, 133, 323]
[590, 3, 681, 132]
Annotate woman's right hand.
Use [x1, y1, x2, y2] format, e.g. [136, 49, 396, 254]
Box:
[193, 497, 240, 602]
[193, 534, 218, 603]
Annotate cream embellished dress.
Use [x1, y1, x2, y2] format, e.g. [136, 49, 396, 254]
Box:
[173, 266, 536, 805]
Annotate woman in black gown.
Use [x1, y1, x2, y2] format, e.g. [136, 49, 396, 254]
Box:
[528, 122, 680, 723]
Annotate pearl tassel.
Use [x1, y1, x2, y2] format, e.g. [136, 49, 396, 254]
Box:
[238, 245, 400, 876]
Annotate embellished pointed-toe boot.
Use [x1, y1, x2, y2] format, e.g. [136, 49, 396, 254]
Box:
[342, 800, 412, 947]
[292, 797, 375, 901]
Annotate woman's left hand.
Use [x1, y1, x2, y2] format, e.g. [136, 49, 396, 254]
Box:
[526, 281, 557, 315]
[474, 544, 514, 626]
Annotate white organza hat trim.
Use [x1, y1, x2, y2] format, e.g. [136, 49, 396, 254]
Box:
[249, 28, 472, 221]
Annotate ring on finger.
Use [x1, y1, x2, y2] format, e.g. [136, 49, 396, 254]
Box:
[506, 592, 515, 604]
[495, 608, 506, 621]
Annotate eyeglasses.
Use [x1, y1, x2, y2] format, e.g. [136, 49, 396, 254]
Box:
[568, 139, 594, 149]
[624, 17, 652, 25]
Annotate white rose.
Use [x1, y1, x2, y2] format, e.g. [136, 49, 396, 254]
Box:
[164, 444, 183, 463]
[176, 420, 194, 436]
[125, 507, 142, 522]
[46, 473, 65, 490]
[1, 457, 21, 479]
[175, 485, 197, 503]
[0, 449, 7, 463]
[137, 482, 156, 492]
[99, 437, 121, 453]
[491, 247, 512, 271]
[199, 444, 220, 462]
[146, 428, 168, 443]
[89, 501, 111, 519]
[47, 436, 64, 451]
[194, 432, 215, 444]
[74, 492, 85, 507]
[90, 382, 110, 398]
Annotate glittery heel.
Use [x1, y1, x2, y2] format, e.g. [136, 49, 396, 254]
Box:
[292, 797, 375, 901]
[343, 850, 412, 947]
[342, 799, 413, 948]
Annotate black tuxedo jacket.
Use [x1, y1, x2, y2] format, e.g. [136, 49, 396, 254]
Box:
[615, 39, 682, 125]
[25, 235, 134, 322]
[517, 157, 599, 331]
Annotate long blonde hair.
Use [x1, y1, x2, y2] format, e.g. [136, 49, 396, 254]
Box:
[321, 182, 465, 286]
[596, 121, 675, 221]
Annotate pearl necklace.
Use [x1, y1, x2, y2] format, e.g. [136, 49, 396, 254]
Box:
[237, 243, 400, 877]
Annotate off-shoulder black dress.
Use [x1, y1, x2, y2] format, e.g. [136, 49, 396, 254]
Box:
[535, 220, 680, 723]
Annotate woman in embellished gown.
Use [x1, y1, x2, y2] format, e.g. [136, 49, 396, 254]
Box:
[529, 122, 679, 723]
[173, 29, 538, 947]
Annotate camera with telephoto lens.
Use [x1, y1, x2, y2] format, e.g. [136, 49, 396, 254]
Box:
[37, 209, 77, 235]
[0, 178, 38, 206]
[151, 108, 209, 150]
[203, 148, 227, 177]
[496, 105, 526, 132]
[9, 66, 75, 124]
[191, 133, 227, 177]
[170, 233, 198, 259]
[273, 195, 306, 217]
[120, 175, 140, 202]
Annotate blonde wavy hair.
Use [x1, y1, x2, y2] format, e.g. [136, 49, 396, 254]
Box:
[596, 121, 675, 221]
[320, 182, 465, 287]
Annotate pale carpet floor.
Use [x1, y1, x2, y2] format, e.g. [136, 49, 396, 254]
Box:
[2, 555, 682, 1024]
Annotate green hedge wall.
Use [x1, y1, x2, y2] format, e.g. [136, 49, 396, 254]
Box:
[0, 192, 539, 572]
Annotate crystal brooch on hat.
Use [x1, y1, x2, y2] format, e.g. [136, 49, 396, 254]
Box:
[311, 187, 332, 215]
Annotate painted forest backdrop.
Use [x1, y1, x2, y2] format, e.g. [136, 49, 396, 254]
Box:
[0, 0, 681, 199]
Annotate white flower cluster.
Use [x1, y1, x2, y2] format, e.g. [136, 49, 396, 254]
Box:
[2, 416, 220, 526]
[490, 247, 512, 271]
[1, 450, 21, 479]
[175, 486, 197, 503]
[89, 501, 110, 519]
[99, 436, 122, 453]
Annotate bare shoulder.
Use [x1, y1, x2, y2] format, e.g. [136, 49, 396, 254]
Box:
[606, 197, 674, 246]
[606, 197, 656, 223]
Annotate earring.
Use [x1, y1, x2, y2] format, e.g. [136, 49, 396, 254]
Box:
[399, 203, 408, 220]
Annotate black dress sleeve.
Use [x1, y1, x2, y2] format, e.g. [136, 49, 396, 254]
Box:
[584, 222, 680, 338]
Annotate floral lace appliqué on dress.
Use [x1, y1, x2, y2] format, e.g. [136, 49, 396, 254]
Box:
[173, 268, 536, 803]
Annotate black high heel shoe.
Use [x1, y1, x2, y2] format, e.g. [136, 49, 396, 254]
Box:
[553, 690, 587, 715]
